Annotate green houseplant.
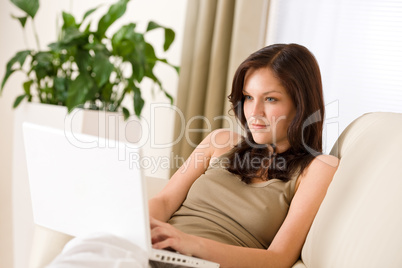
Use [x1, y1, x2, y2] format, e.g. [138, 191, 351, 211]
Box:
[1, 0, 178, 119]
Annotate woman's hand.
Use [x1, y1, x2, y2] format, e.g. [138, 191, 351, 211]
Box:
[150, 217, 199, 256]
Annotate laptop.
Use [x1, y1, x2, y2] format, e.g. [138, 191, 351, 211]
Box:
[23, 122, 220, 268]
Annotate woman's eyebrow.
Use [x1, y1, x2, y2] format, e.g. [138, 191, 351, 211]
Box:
[242, 89, 283, 95]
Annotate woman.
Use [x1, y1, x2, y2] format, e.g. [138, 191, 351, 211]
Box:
[149, 43, 338, 268]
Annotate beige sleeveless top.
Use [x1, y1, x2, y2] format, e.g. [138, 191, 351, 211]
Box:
[168, 153, 299, 249]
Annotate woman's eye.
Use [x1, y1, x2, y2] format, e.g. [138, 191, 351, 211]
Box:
[266, 97, 276, 102]
[244, 95, 252, 100]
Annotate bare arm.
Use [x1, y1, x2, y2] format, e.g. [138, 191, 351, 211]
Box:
[148, 129, 240, 222]
[151, 154, 339, 267]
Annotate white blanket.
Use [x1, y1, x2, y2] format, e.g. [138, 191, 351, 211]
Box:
[47, 233, 148, 268]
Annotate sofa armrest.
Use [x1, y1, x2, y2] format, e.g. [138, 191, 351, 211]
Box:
[301, 112, 402, 267]
[146, 176, 168, 199]
[29, 225, 73, 268]
[291, 260, 307, 268]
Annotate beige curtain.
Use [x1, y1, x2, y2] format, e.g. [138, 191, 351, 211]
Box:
[171, 0, 270, 173]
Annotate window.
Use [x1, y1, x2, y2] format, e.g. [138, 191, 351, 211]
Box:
[266, 0, 402, 152]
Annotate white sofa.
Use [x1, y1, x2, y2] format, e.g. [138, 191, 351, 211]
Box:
[29, 112, 402, 268]
[294, 111, 402, 268]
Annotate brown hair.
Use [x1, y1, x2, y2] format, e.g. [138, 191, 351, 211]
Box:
[226, 43, 324, 183]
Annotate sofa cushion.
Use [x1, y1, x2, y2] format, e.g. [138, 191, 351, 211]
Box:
[301, 112, 402, 268]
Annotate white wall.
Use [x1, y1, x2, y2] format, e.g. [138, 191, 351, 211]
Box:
[0, 0, 187, 267]
[0, 2, 27, 267]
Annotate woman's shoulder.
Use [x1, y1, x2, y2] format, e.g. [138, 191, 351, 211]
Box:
[302, 154, 339, 176]
[295, 154, 339, 192]
[207, 129, 243, 158]
[311, 154, 339, 169]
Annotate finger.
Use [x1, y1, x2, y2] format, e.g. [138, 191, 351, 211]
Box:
[152, 237, 177, 250]
[149, 217, 157, 227]
[151, 226, 173, 244]
[150, 217, 164, 229]
[151, 225, 173, 238]
[151, 228, 164, 244]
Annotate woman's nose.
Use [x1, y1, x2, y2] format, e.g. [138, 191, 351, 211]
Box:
[251, 101, 264, 116]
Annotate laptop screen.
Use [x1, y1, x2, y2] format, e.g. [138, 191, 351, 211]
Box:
[23, 122, 151, 253]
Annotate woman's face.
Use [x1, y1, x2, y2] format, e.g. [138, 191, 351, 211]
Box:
[243, 67, 296, 153]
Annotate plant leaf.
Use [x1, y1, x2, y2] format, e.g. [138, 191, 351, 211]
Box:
[75, 49, 92, 73]
[146, 21, 175, 51]
[97, 0, 130, 39]
[163, 28, 175, 51]
[80, 5, 102, 25]
[127, 33, 147, 83]
[62, 12, 77, 29]
[66, 73, 94, 112]
[83, 42, 107, 52]
[101, 82, 113, 103]
[93, 52, 114, 87]
[23, 79, 33, 95]
[53, 77, 67, 103]
[11, 0, 39, 18]
[122, 106, 130, 120]
[84, 22, 91, 33]
[173, 65, 180, 74]
[130, 60, 145, 83]
[85, 83, 99, 102]
[111, 23, 136, 55]
[11, 14, 28, 28]
[13, 94, 26, 108]
[32, 51, 55, 80]
[1, 70, 15, 95]
[132, 85, 144, 117]
[157, 58, 180, 74]
[144, 42, 158, 62]
[49, 28, 86, 52]
[23, 80, 33, 101]
[144, 42, 158, 73]
[47, 41, 62, 51]
[60, 27, 85, 45]
[164, 90, 174, 104]
[1, 50, 31, 92]
[146, 21, 159, 32]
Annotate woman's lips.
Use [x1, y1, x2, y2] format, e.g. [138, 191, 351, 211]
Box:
[250, 123, 268, 129]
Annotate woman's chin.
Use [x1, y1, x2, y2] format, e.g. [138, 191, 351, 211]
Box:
[249, 133, 272, 146]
